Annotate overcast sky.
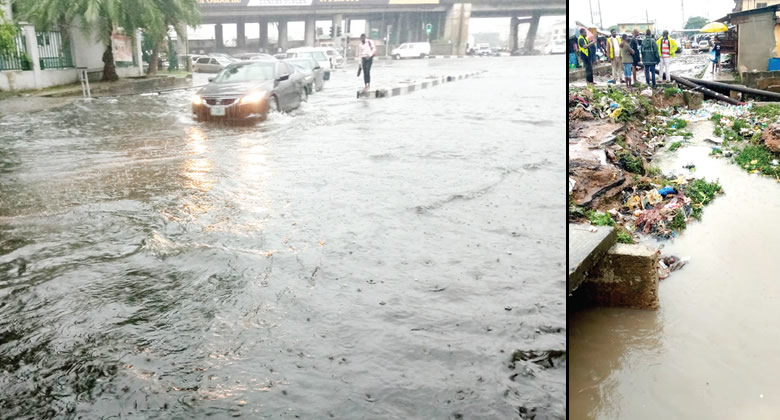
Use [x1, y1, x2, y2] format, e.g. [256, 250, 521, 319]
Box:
[569, 0, 735, 31]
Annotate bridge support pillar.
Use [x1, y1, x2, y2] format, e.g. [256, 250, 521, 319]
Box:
[215, 23, 224, 52]
[304, 17, 316, 46]
[442, 3, 470, 56]
[332, 14, 343, 48]
[277, 20, 288, 52]
[237, 19, 246, 49]
[259, 21, 268, 52]
[509, 17, 519, 52]
[523, 13, 540, 53]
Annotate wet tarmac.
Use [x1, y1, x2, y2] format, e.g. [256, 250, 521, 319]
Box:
[0, 57, 565, 418]
[569, 121, 780, 419]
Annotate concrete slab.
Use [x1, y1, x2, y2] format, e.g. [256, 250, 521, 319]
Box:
[568, 224, 616, 295]
[576, 243, 660, 310]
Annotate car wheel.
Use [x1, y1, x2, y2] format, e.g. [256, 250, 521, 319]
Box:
[269, 95, 280, 113]
[393, 54, 400, 60]
[419, 53, 426, 59]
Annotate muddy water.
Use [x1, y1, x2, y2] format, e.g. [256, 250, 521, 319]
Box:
[0, 57, 565, 418]
[569, 120, 780, 419]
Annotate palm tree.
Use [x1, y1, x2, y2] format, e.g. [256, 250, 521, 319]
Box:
[140, 0, 199, 76]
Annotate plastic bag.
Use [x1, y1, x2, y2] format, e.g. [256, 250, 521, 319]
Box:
[710, 50, 717, 63]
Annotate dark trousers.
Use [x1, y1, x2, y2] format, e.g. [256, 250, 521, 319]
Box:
[362, 57, 373, 85]
[581, 53, 593, 83]
[644, 64, 656, 87]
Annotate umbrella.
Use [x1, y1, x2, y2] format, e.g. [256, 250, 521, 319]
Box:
[700, 22, 729, 33]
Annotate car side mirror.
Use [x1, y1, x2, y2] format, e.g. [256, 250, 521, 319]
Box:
[277, 74, 289, 81]
[208, 77, 215, 82]
[314, 66, 321, 70]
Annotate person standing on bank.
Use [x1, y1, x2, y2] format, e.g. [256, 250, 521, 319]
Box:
[620, 34, 635, 90]
[578, 28, 597, 85]
[630, 29, 642, 84]
[608, 29, 623, 84]
[641, 29, 660, 88]
[656, 30, 678, 83]
[359, 34, 377, 91]
[712, 36, 722, 74]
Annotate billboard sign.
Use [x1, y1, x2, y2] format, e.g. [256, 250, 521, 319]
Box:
[247, 0, 313, 5]
[112, 33, 134, 62]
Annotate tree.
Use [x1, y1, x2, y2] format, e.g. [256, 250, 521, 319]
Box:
[0, 4, 17, 54]
[137, 0, 199, 76]
[15, 0, 199, 80]
[685, 16, 709, 30]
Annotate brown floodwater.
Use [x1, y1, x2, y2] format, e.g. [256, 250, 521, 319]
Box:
[570, 120, 780, 419]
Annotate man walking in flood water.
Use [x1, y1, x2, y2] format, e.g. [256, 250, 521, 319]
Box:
[359, 33, 376, 91]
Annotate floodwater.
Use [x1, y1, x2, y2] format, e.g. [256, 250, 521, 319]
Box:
[569, 120, 780, 419]
[0, 57, 565, 418]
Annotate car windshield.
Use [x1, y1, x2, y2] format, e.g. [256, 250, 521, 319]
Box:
[300, 51, 327, 61]
[213, 63, 275, 83]
[287, 60, 314, 71]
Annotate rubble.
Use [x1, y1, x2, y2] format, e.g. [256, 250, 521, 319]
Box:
[569, 84, 725, 244]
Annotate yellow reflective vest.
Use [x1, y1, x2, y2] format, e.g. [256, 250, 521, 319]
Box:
[656, 37, 678, 58]
[578, 35, 589, 56]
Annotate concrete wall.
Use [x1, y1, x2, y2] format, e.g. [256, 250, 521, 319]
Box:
[70, 21, 106, 70]
[0, 69, 79, 91]
[735, 12, 778, 73]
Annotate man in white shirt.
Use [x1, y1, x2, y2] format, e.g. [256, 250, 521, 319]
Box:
[359, 33, 376, 90]
[608, 29, 623, 84]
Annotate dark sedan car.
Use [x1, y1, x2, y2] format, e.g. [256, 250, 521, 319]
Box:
[284, 58, 325, 94]
[192, 60, 306, 123]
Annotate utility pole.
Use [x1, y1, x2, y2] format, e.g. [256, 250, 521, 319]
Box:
[589, 0, 594, 25]
[681, 0, 685, 30]
[597, 0, 603, 29]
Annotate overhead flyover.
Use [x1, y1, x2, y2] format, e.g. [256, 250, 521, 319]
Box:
[194, 0, 565, 55]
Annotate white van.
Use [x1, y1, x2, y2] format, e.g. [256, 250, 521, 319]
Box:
[391, 42, 431, 60]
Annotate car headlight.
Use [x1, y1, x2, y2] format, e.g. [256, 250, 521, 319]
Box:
[240, 91, 266, 104]
[192, 95, 202, 105]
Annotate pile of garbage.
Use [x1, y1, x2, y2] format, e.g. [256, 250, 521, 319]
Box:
[657, 252, 690, 280]
[569, 86, 650, 123]
[579, 170, 723, 240]
[602, 177, 692, 239]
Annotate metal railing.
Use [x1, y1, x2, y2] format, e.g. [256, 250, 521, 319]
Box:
[0, 32, 30, 71]
[37, 31, 73, 69]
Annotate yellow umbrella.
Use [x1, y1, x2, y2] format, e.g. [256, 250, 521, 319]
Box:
[700, 22, 729, 33]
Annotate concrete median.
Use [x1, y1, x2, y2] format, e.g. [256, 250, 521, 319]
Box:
[357, 70, 486, 99]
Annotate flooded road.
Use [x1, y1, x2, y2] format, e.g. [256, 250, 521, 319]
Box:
[0, 57, 565, 418]
[569, 121, 780, 419]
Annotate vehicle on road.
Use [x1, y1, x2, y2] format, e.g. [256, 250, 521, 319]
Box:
[698, 40, 711, 52]
[476, 43, 492, 56]
[192, 60, 307, 123]
[284, 57, 326, 94]
[322, 47, 345, 68]
[193, 56, 234, 73]
[233, 53, 275, 61]
[390, 42, 430, 59]
[286, 47, 331, 70]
